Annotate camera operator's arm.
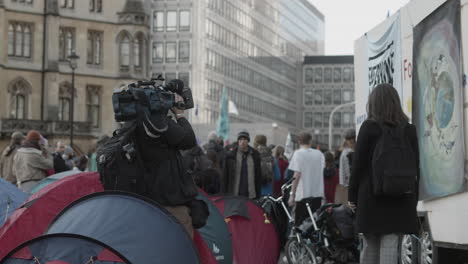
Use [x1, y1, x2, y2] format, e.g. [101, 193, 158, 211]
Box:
[164, 94, 197, 150]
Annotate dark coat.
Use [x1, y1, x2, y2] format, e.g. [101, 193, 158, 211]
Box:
[135, 117, 198, 206]
[53, 152, 70, 173]
[222, 145, 262, 199]
[348, 120, 419, 234]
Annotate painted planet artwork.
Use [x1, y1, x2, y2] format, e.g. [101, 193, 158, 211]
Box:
[413, 0, 465, 200]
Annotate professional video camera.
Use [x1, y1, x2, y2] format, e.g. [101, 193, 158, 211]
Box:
[112, 75, 194, 122]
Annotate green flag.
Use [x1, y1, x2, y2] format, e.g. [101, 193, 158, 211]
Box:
[216, 87, 230, 142]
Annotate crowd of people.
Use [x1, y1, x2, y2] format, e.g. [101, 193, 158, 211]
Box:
[0, 130, 102, 193]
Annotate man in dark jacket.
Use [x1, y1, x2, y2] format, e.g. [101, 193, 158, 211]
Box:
[53, 141, 70, 173]
[222, 131, 262, 199]
[134, 92, 199, 238]
[202, 131, 225, 168]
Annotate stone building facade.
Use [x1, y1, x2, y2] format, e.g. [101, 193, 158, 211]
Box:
[0, 0, 150, 153]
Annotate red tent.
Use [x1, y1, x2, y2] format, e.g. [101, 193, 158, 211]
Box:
[213, 196, 280, 264]
[0, 172, 103, 259]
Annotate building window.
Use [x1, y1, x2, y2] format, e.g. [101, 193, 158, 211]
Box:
[166, 11, 177, 31]
[333, 89, 341, 105]
[333, 112, 341, 128]
[166, 42, 176, 63]
[60, 0, 74, 9]
[313, 112, 323, 128]
[59, 27, 75, 61]
[304, 89, 313, 106]
[153, 11, 164, 32]
[179, 10, 190, 31]
[342, 112, 351, 127]
[87, 86, 101, 128]
[178, 72, 190, 87]
[152, 42, 163, 63]
[314, 68, 323, 83]
[8, 22, 32, 58]
[89, 0, 102, 13]
[323, 89, 332, 105]
[165, 72, 177, 82]
[179, 41, 190, 63]
[87, 31, 102, 65]
[324, 67, 332, 83]
[304, 68, 313, 84]
[58, 83, 72, 121]
[343, 67, 353, 82]
[343, 90, 352, 103]
[120, 35, 130, 68]
[304, 112, 313, 128]
[314, 89, 323, 105]
[134, 37, 143, 68]
[8, 78, 31, 119]
[334, 67, 342, 83]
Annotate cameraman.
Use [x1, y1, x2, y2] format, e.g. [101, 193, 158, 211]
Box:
[134, 92, 199, 238]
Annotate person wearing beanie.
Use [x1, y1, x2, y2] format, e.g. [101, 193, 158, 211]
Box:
[222, 130, 262, 199]
[335, 128, 356, 205]
[0, 131, 25, 184]
[202, 131, 225, 169]
[13, 130, 53, 193]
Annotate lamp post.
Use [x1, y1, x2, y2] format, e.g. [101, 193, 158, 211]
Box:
[328, 101, 355, 150]
[67, 51, 79, 149]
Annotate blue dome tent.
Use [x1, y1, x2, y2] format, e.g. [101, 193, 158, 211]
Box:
[45, 192, 199, 264]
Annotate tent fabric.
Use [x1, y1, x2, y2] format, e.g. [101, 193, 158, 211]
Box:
[0, 172, 103, 260]
[196, 191, 233, 264]
[213, 196, 280, 264]
[0, 178, 28, 227]
[2, 234, 127, 264]
[46, 192, 200, 264]
[193, 230, 217, 264]
[30, 170, 82, 194]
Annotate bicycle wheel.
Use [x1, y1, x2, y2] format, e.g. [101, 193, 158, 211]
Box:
[285, 238, 318, 264]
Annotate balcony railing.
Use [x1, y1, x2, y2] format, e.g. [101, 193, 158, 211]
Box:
[0, 119, 93, 137]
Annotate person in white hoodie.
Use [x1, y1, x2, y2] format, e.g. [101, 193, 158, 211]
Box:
[13, 130, 53, 193]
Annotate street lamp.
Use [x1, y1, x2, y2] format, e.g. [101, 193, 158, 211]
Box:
[328, 101, 355, 150]
[67, 51, 79, 149]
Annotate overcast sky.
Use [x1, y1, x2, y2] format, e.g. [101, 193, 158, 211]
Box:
[308, 0, 410, 55]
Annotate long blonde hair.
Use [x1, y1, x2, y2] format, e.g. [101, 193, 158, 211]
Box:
[273, 146, 287, 160]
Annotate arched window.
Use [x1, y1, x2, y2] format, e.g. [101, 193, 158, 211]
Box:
[134, 37, 142, 67]
[8, 78, 31, 120]
[120, 35, 130, 67]
[58, 83, 72, 121]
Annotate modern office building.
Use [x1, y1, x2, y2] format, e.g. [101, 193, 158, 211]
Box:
[301, 56, 355, 150]
[0, 0, 150, 152]
[150, 0, 325, 129]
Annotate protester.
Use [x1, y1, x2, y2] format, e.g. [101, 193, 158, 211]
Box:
[254, 135, 280, 196]
[0, 132, 25, 184]
[202, 131, 225, 169]
[52, 141, 69, 173]
[348, 84, 419, 264]
[223, 130, 262, 199]
[288, 132, 325, 226]
[89, 135, 110, 172]
[272, 146, 289, 197]
[323, 151, 339, 203]
[62, 146, 75, 170]
[13, 130, 53, 193]
[335, 129, 356, 204]
[73, 156, 89, 172]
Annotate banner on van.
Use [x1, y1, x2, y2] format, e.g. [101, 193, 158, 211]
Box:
[356, 14, 403, 126]
[413, 0, 464, 200]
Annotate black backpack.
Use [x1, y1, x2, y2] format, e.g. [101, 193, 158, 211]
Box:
[371, 122, 417, 197]
[258, 147, 274, 185]
[96, 121, 147, 194]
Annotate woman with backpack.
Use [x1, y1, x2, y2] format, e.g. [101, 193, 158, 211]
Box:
[348, 83, 419, 264]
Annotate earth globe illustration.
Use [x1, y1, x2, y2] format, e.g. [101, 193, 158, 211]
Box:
[435, 71, 454, 129]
